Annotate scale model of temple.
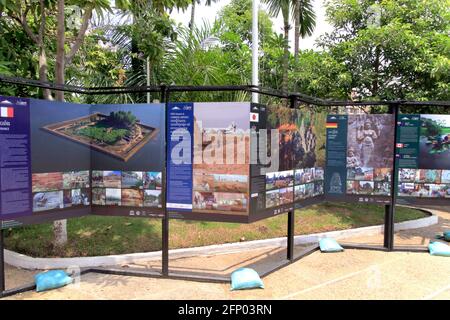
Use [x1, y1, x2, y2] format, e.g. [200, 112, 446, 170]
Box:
[42, 111, 158, 161]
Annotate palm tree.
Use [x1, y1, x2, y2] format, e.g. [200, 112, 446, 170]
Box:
[292, 0, 315, 93]
[264, 0, 291, 95]
[189, 0, 219, 32]
[292, 0, 315, 60]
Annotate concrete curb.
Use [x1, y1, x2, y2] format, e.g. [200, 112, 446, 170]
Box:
[4, 209, 438, 270]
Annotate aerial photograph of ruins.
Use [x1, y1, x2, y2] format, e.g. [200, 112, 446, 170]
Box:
[42, 111, 158, 161]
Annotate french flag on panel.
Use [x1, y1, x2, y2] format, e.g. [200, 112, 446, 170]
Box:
[0, 107, 14, 118]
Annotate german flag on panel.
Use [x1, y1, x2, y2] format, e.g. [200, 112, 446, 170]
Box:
[0, 107, 14, 118]
[326, 122, 338, 129]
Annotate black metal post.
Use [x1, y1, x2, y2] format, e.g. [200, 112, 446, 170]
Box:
[0, 228, 5, 295]
[161, 85, 170, 276]
[160, 84, 166, 103]
[286, 95, 297, 261]
[383, 204, 393, 249]
[287, 211, 295, 261]
[384, 103, 400, 250]
[161, 218, 169, 276]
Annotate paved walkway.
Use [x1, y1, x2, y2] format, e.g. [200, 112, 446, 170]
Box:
[344, 205, 450, 247]
[3, 207, 450, 300]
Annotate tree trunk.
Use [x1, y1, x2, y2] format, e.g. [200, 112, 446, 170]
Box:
[53, 220, 68, 247]
[146, 57, 152, 103]
[281, 16, 290, 96]
[294, 0, 300, 59]
[293, 0, 300, 93]
[53, 0, 68, 247]
[372, 45, 380, 97]
[38, 46, 52, 100]
[131, 11, 142, 101]
[55, 0, 65, 101]
[189, 0, 196, 32]
[37, 0, 52, 100]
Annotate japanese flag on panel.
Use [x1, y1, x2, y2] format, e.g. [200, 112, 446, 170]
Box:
[0, 107, 14, 118]
[250, 112, 259, 122]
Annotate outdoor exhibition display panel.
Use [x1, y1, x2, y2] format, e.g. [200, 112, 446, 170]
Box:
[249, 104, 326, 222]
[0, 79, 448, 298]
[3, 94, 449, 228]
[325, 113, 395, 204]
[166, 102, 327, 223]
[88, 103, 164, 218]
[166, 102, 252, 222]
[0, 96, 33, 227]
[0, 96, 165, 228]
[396, 113, 450, 205]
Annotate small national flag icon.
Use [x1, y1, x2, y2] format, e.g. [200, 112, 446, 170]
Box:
[396, 143, 404, 148]
[326, 122, 338, 129]
[250, 112, 259, 122]
[0, 107, 14, 118]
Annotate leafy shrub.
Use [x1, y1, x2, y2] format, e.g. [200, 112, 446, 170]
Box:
[106, 111, 137, 129]
[77, 126, 129, 144]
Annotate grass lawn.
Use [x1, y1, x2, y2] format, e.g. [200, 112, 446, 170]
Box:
[4, 202, 426, 258]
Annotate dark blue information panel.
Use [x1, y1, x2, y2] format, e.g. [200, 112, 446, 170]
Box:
[167, 102, 194, 211]
[0, 96, 32, 219]
[395, 114, 421, 169]
[325, 115, 348, 196]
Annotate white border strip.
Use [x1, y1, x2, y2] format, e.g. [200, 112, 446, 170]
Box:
[4, 211, 438, 270]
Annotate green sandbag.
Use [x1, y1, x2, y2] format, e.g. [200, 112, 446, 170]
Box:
[435, 231, 450, 242]
[429, 241, 450, 257]
[445, 231, 450, 242]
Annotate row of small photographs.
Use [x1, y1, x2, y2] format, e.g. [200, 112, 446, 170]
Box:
[347, 167, 392, 182]
[32, 171, 90, 193]
[92, 188, 162, 207]
[193, 191, 248, 212]
[193, 174, 248, 193]
[92, 171, 162, 190]
[32, 170, 163, 193]
[398, 169, 450, 184]
[266, 167, 324, 191]
[33, 189, 89, 212]
[346, 181, 391, 196]
[266, 170, 294, 190]
[266, 188, 294, 209]
[295, 168, 324, 185]
[294, 182, 324, 201]
[398, 183, 450, 198]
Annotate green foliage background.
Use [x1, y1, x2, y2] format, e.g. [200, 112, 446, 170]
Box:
[0, 0, 448, 105]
